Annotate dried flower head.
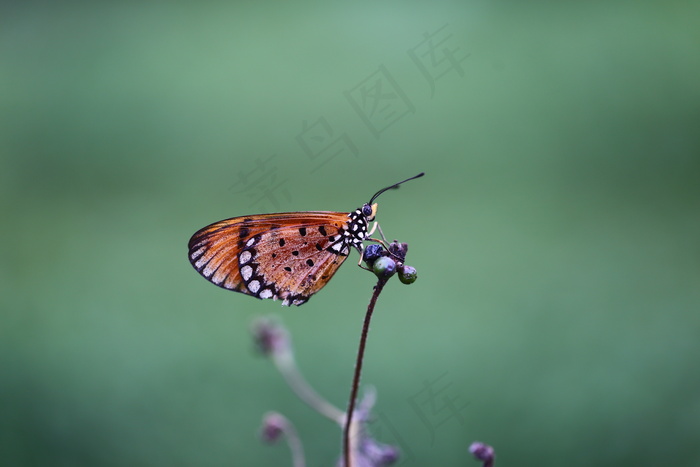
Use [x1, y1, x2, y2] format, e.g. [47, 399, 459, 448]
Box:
[251, 316, 290, 356]
[469, 441, 495, 467]
[260, 412, 287, 444]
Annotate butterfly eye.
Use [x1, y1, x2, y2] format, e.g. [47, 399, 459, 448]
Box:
[362, 204, 373, 218]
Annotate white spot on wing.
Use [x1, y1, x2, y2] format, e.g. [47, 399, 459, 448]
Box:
[331, 242, 343, 252]
[239, 250, 252, 264]
[246, 237, 256, 247]
[194, 256, 208, 268]
[241, 265, 253, 281]
[259, 289, 273, 299]
[248, 280, 260, 293]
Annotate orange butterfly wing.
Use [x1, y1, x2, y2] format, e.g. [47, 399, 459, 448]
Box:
[188, 212, 356, 306]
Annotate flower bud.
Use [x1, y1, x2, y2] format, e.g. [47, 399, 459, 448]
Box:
[251, 317, 289, 356]
[469, 441, 495, 467]
[397, 265, 417, 284]
[372, 256, 396, 278]
[260, 412, 286, 444]
[363, 244, 385, 267]
[388, 241, 408, 262]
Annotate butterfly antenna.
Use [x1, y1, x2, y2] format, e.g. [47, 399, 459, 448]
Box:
[368, 172, 424, 204]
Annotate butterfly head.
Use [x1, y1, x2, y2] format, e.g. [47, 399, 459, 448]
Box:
[361, 203, 378, 222]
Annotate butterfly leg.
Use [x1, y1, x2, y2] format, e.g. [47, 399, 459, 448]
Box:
[357, 244, 371, 270]
[366, 222, 391, 250]
[366, 221, 378, 239]
[356, 223, 388, 270]
[365, 222, 407, 262]
[356, 222, 394, 270]
[374, 222, 389, 243]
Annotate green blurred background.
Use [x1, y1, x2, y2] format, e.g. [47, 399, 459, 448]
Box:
[2, 1, 699, 466]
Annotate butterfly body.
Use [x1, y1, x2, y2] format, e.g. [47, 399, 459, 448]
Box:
[188, 173, 423, 306]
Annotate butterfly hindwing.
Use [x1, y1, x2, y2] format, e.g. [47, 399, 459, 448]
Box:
[188, 212, 354, 306]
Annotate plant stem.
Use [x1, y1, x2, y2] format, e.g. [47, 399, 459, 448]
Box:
[284, 420, 306, 467]
[343, 277, 388, 467]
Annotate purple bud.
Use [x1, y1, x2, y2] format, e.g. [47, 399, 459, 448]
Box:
[387, 241, 408, 262]
[260, 412, 287, 444]
[251, 317, 289, 356]
[368, 442, 400, 465]
[469, 441, 495, 467]
[363, 244, 385, 267]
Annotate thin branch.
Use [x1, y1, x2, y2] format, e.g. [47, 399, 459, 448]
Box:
[285, 420, 306, 467]
[261, 412, 306, 467]
[343, 276, 389, 467]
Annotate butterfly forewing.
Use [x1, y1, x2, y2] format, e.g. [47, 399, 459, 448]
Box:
[188, 212, 356, 306]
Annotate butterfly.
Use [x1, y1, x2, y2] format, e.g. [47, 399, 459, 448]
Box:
[187, 173, 424, 306]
